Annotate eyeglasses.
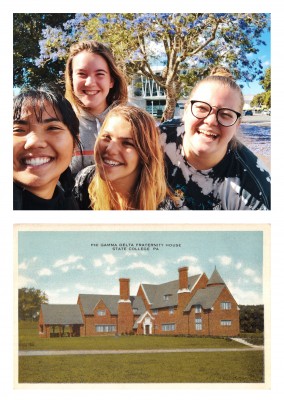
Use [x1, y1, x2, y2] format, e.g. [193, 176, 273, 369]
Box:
[190, 100, 241, 127]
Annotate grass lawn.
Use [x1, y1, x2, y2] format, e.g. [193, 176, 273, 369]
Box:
[19, 321, 247, 351]
[18, 321, 265, 383]
[18, 351, 264, 383]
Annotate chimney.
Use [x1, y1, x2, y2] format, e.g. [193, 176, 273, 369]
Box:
[178, 267, 189, 291]
[119, 278, 130, 301]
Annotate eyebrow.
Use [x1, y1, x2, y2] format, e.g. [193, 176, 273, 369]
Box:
[102, 131, 134, 141]
[13, 117, 62, 124]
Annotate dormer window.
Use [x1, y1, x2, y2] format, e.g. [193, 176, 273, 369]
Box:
[195, 305, 202, 314]
[163, 294, 171, 301]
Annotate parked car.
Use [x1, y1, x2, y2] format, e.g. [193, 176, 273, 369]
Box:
[244, 110, 253, 116]
[262, 109, 271, 115]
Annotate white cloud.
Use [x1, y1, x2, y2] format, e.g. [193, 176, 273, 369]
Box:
[188, 265, 202, 275]
[217, 256, 232, 266]
[127, 262, 166, 276]
[38, 268, 52, 276]
[18, 275, 36, 288]
[102, 254, 117, 265]
[105, 266, 119, 276]
[93, 259, 103, 267]
[75, 283, 95, 292]
[18, 261, 28, 270]
[53, 255, 83, 268]
[235, 262, 242, 270]
[75, 264, 86, 271]
[244, 268, 255, 277]
[124, 251, 139, 257]
[227, 280, 263, 305]
[176, 255, 198, 264]
[61, 266, 69, 273]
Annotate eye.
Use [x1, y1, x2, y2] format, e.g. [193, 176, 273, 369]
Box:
[101, 134, 111, 142]
[13, 125, 26, 135]
[219, 110, 235, 119]
[123, 140, 135, 147]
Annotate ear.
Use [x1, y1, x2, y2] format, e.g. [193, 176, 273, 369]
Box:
[109, 78, 115, 89]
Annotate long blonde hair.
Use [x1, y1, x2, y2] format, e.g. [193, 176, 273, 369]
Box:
[65, 40, 128, 114]
[88, 105, 171, 210]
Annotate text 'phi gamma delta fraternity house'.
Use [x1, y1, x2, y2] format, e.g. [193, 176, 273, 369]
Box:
[39, 267, 240, 338]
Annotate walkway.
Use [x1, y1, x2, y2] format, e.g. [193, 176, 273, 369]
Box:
[19, 345, 263, 357]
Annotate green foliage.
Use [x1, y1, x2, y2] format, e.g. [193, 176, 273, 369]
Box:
[239, 304, 264, 333]
[251, 67, 271, 108]
[18, 288, 48, 321]
[13, 13, 75, 89]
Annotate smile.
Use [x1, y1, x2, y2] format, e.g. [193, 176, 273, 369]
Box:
[83, 90, 99, 95]
[23, 157, 53, 167]
[103, 158, 123, 167]
[198, 129, 219, 139]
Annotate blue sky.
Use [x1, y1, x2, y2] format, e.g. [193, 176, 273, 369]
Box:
[17, 228, 265, 305]
[238, 29, 271, 95]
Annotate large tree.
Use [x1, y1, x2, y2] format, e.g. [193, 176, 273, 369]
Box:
[16, 13, 270, 121]
[18, 287, 48, 321]
[13, 13, 75, 88]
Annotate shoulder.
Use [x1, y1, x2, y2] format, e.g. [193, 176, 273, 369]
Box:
[159, 118, 185, 143]
[13, 182, 23, 210]
[74, 165, 96, 187]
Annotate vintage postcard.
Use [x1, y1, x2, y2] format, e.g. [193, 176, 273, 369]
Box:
[14, 223, 270, 390]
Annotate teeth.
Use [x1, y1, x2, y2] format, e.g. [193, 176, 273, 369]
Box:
[84, 90, 98, 95]
[199, 130, 218, 138]
[104, 159, 121, 166]
[24, 157, 51, 166]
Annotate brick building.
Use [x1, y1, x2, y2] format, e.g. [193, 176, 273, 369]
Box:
[39, 267, 240, 338]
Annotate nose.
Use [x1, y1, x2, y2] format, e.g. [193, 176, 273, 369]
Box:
[203, 108, 218, 125]
[85, 75, 95, 86]
[24, 131, 47, 150]
[105, 139, 120, 153]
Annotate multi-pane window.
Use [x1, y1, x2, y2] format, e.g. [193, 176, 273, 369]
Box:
[97, 309, 106, 316]
[152, 309, 158, 315]
[195, 305, 202, 313]
[163, 294, 171, 301]
[195, 318, 202, 331]
[221, 320, 232, 326]
[221, 302, 232, 310]
[169, 307, 174, 315]
[95, 325, 116, 333]
[162, 323, 176, 331]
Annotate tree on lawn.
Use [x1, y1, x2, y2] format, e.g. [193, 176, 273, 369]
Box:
[27, 13, 270, 121]
[18, 287, 48, 321]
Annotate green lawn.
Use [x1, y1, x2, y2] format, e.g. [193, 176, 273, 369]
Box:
[19, 321, 247, 351]
[18, 351, 264, 383]
[18, 321, 265, 383]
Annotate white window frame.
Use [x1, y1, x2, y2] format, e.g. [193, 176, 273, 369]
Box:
[95, 324, 116, 333]
[221, 320, 232, 326]
[97, 309, 106, 316]
[169, 306, 174, 315]
[195, 305, 202, 313]
[221, 302, 232, 310]
[162, 323, 176, 332]
[195, 318, 202, 331]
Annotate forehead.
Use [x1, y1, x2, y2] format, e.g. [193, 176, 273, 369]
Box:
[72, 51, 110, 71]
[103, 115, 133, 136]
[16, 100, 61, 121]
[192, 81, 241, 110]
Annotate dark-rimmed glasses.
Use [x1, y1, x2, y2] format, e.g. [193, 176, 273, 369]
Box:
[190, 100, 241, 127]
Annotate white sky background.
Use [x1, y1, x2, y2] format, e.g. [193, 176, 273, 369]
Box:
[1, 0, 284, 399]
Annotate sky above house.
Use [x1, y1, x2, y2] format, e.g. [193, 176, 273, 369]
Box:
[17, 227, 267, 306]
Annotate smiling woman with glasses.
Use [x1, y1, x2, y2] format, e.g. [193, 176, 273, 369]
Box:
[159, 66, 271, 210]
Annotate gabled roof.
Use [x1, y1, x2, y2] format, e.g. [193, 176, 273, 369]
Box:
[207, 267, 225, 286]
[41, 304, 84, 325]
[142, 274, 202, 309]
[78, 294, 146, 316]
[184, 285, 224, 312]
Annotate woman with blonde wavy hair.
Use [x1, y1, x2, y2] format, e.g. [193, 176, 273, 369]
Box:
[73, 105, 182, 210]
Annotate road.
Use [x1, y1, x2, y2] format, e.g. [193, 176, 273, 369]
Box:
[241, 114, 271, 126]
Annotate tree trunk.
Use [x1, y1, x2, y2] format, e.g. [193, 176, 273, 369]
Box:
[161, 81, 179, 123]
